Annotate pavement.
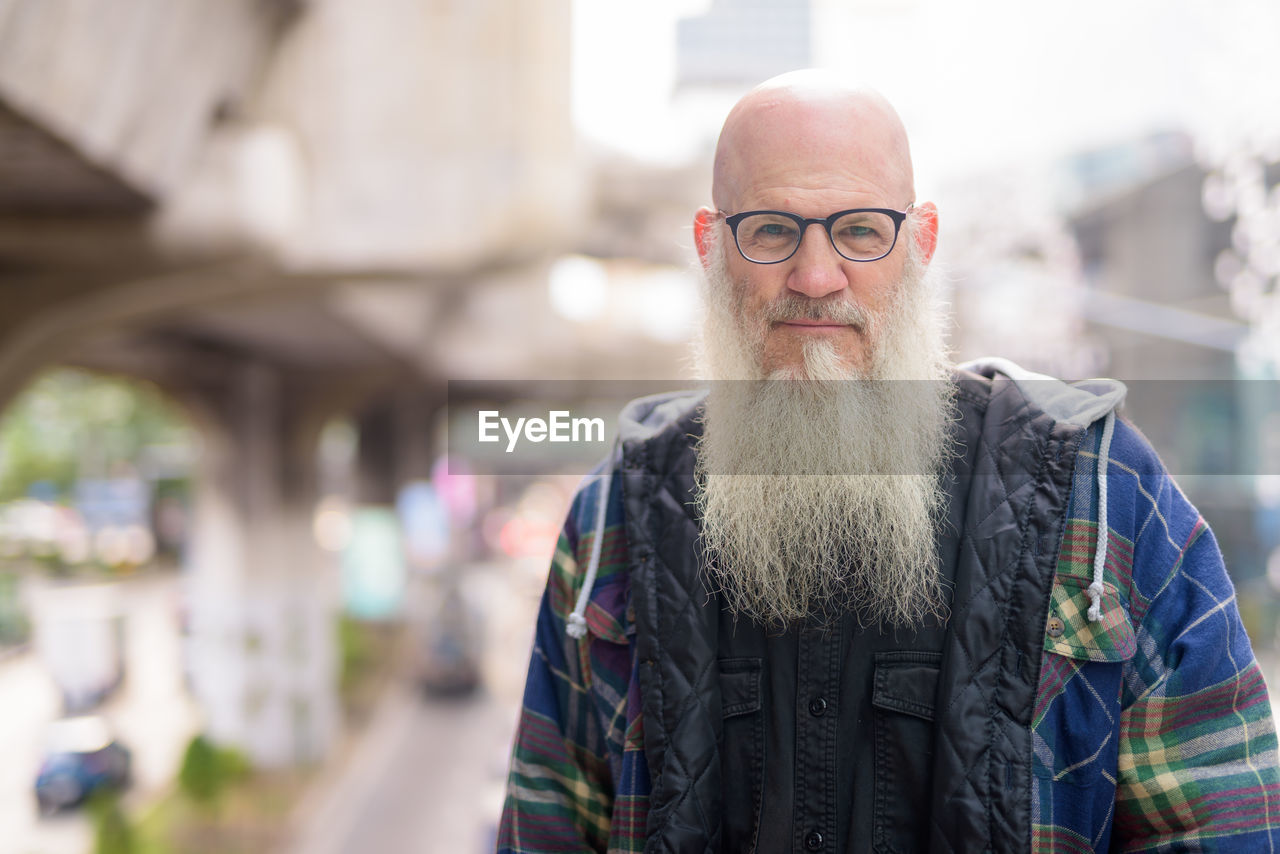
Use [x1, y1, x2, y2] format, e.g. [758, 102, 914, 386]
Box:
[280, 557, 543, 854]
[283, 680, 515, 854]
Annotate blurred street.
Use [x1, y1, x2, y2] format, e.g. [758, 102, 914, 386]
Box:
[1, 571, 199, 854]
[0, 650, 86, 854]
[0, 555, 540, 854]
[285, 681, 512, 854]
[283, 556, 540, 854]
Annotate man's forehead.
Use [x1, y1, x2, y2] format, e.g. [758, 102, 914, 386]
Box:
[712, 80, 915, 210]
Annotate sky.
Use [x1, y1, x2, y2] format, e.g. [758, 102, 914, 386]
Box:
[572, 0, 1280, 193]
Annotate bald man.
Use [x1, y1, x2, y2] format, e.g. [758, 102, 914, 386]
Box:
[498, 73, 1280, 853]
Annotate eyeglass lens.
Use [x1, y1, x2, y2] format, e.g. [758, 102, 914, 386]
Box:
[734, 211, 898, 262]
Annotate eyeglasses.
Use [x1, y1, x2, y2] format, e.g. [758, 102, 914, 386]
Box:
[721, 206, 911, 264]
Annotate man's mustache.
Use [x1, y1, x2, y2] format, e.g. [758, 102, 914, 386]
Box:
[761, 295, 872, 330]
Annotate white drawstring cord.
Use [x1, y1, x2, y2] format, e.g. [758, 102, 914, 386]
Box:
[566, 468, 612, 640]
[1087, 410, 1116, 622]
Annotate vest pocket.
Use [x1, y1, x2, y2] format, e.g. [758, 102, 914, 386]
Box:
[871, 651, 941, 854]
[719, 657, 764, 853]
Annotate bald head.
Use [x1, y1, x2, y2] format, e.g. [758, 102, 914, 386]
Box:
[692, 69, 941, 383]
[712, 71, 916, 214]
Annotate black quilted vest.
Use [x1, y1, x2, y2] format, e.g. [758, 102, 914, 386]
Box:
[620, 370, 1088, 853]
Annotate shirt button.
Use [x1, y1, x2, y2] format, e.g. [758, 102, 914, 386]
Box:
[805, 830, 824, 850]
[808, 696, 827, 717]
[1046, 616, 1065, 638]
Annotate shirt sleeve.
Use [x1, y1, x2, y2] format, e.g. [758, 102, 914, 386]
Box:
[1110, 470, 1280, 848]
[497, 479, 621, 854]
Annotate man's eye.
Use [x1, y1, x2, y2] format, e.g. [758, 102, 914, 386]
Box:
[747, 221, 797, 242]
[842, 225, 877, 239]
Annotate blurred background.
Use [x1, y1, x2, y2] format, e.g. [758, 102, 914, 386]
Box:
[2, 0, 1279, 851]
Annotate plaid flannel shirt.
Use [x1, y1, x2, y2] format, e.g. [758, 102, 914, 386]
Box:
[499, 417, 1280, 852]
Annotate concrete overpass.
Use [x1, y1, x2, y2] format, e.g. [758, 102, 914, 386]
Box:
[0, 0, 704, 766]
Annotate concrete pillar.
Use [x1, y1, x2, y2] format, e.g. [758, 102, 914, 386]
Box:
[344, 390, 448, 623]
[354, 403, 398, 506]
[392, 387, 440, 486]
[184, 362, 340, 767]
[356, 387, 442, 499]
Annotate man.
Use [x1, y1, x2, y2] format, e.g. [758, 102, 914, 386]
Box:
[498, 71, 1280, 852]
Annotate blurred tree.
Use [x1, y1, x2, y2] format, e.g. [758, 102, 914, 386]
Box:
[178, 734, 252, 817]
[178, 734, 223, 811]
[1201, 142, 1280, 376]
[90, 790, 137, 854]
[0, 571, 30, 644]
[337, 614, 373, 695]
[0, 369, 192, 502]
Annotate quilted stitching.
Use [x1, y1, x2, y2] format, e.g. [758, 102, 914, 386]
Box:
[928, 373, 1084, 853]
[623, 412, 726, 852]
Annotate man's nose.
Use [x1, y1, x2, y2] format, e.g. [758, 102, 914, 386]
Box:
[786, 223, 848, 299]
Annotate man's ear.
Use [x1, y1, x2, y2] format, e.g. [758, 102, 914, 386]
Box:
[912, 201, 939, 265]
[693, 206, 717, 266]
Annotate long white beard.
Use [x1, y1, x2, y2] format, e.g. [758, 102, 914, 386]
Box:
[694, 226, 956, 628]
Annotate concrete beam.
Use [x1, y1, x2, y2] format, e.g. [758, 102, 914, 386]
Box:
[0, 0, 297, 200]
[0, 98, 151, 214]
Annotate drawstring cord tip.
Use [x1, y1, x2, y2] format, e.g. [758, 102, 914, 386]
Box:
[1086, 581, 1105, 623]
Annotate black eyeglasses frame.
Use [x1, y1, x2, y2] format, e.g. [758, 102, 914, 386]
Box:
[720, 206, 912, 264]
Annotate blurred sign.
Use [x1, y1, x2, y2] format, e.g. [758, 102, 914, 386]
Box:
[75, 478, 149, 531]
[431, 456, 478, 525]
[396, 481, 449, 568]
[340, 507, 406, 620]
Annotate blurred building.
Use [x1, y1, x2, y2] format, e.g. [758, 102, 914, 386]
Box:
[1065, 136, 1280, 588]
[1067, 132, 1242, 380]
[676, 0, 812, 90]
[949, 130, 1280, 589]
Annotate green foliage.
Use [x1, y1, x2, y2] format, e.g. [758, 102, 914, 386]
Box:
[337, 615, 373, 693]
[0, 368, 192, 503]
[178, 735, 221, 807]
[90, 790, 137, 854]
[217, 746, 252, 783]
[0, 572, 29, 645]
[177, 735, 255, 815]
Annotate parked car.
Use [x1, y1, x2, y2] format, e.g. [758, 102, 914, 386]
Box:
[34, 716, 131, 814]
[416, 587, 483, 698]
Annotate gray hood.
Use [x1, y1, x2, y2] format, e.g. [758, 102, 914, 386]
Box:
[962, 357, 1126, 622]
[961, 357, 1126, 426]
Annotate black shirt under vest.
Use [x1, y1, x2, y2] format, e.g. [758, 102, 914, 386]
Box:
[715, 389, 985, 853]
